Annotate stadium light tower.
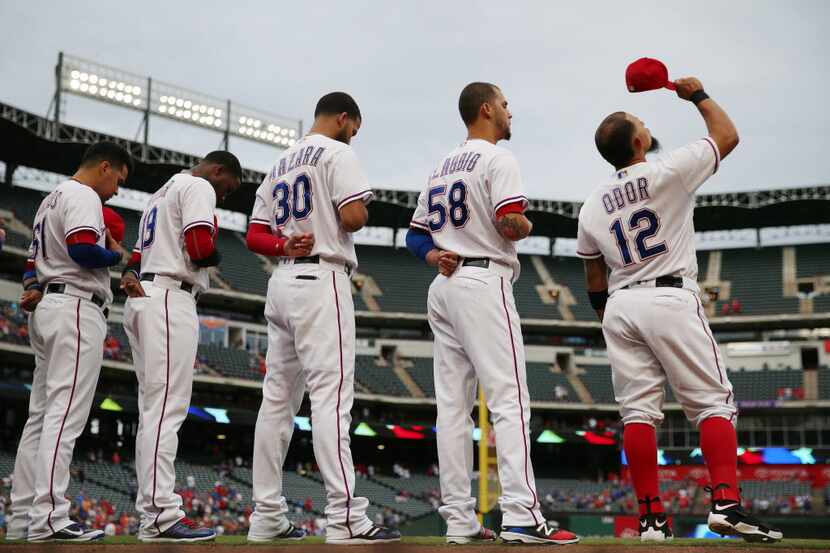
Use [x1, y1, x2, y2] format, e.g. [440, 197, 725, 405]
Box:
[52, 52, 302, 156]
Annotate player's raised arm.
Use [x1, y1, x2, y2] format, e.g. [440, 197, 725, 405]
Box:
[674, 77, 739, 160]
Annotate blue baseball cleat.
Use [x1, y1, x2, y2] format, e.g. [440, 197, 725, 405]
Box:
[139, 517, 216, 543]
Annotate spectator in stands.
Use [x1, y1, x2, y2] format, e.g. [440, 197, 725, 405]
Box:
[731, 298, 742, 314]
[103, 335, 122, 360]
[554, 384, 569, 401]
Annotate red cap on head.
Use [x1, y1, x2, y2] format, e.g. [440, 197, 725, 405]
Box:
[102, 207, 125, 243]
[625, 57, 676, 92]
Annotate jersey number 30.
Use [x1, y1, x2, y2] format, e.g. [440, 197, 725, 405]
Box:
[428, 180, 469, 231]
[610, 208, 667, 265]
[273, 174, 313, 226]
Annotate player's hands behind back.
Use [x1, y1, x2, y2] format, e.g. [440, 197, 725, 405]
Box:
[20, 289, 42, 312]
[285, 233, 315, 257]
[426, 249, 459, 277]
[120, 272, 146, 298]
[673, 77, 704, 101]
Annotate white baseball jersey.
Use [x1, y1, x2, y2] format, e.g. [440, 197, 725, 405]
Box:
[410, 139, 528, 278]
[133, 172, 217, 293]
[28, 179, 113, 304]
[576, 138, 721, 293]
[250, 133, 374, 269]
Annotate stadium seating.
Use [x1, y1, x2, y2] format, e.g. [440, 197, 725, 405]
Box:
[796, 243, 830, 313]
[198, 344, 259, 380]
[819, 367, 830, 400]
[355, 356, 410, 396]
[578, 365, 615, 403]
[717, 247, 798, 316]
[728, 368, 803, 401]
[4, 186, 44, 228]
[537, 256, 596, 321]
[405, 358, 435, 398]
[512, 256, 558, 320]
[525, 362, 580, 403]
[354, 245, 434, 313]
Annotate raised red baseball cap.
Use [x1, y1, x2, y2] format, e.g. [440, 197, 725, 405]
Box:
[103, 206, 125, 243]
[626, 57, 676, 92]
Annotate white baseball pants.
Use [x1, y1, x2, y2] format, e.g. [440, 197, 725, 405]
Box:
[249, 263, 372, 541]
[603, 287, 737, 428]
[9, 293, 106, 540]
[428, 263, 544, 536]
[124, 280, 199, 536]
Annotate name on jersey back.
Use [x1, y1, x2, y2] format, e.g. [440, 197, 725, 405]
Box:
[430, 151, 482, 180]
[273, 145, 326, 179]
[602, 177, 651, 215]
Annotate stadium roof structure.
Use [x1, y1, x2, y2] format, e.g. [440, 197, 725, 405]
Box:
[2, 101, 829, 237]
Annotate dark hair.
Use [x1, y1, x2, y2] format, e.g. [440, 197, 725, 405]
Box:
[595, 112, 636, 168]
[203, 151, 242, 179]
[314, 92, 361, 121]
[458, 82, 499, 126]
[80, 141, 134, 175]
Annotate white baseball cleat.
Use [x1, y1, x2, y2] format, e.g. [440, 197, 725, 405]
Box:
[639, 513, 673, 542]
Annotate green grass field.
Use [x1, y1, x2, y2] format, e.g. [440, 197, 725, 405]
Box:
[4, 536, 830, 548]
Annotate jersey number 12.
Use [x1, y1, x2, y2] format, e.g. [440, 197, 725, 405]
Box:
[610, 208, 667, 265]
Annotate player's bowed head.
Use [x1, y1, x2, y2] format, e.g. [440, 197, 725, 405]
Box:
[459, 81, 532, 242]
[190, 150, 243, 204]
[309, 91, 368, 233]
[75, 141, 134, 203]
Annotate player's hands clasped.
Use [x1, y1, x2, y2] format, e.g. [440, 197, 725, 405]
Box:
[105, 228, 128, 264]
[673, 77, 704, 101]
[437, 251, 459, 276]
[285, 233, 315, 257]
[426, 249, 459, 276]
[20, 289, 42, 312]
[120, 273, 147, 298]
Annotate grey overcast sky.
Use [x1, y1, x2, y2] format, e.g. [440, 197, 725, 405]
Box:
[1, 1, 827, 201]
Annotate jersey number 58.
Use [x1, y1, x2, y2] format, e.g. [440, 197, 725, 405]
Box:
[428, 180, 469, 232]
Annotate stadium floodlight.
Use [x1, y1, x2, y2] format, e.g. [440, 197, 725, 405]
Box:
[61, 56, 147, 110]
[55, 52, 302, 151]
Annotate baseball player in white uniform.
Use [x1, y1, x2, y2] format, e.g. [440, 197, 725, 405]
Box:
[245, 92, 400, 545]
[578, 77, 781, 543]
[119, 151, 241, 542]
[8, 142, 132, 542]
[406, 82, 579, 545]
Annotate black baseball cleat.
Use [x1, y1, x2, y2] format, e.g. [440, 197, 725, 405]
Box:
[706, 484, 783, 543]
[247, 522, 307, 542]
[639, 513, 673, 542]
[326, 525, 401, 544]
[28, 522, 104, 542]
[447, 526, 497, 545]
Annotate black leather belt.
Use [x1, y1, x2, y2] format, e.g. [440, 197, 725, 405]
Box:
[624, 275, 684, 289]
[462, 257, 490, 268]
[45, 283, 109, 317]
[292, 255, 352, 275]
[140, 273, 195, 294]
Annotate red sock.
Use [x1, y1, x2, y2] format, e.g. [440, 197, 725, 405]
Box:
[623, 423, 664, 515]
[700, 416, 740, 502]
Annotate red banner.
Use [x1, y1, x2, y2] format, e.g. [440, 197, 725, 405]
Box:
[621, 464, 830, 488]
